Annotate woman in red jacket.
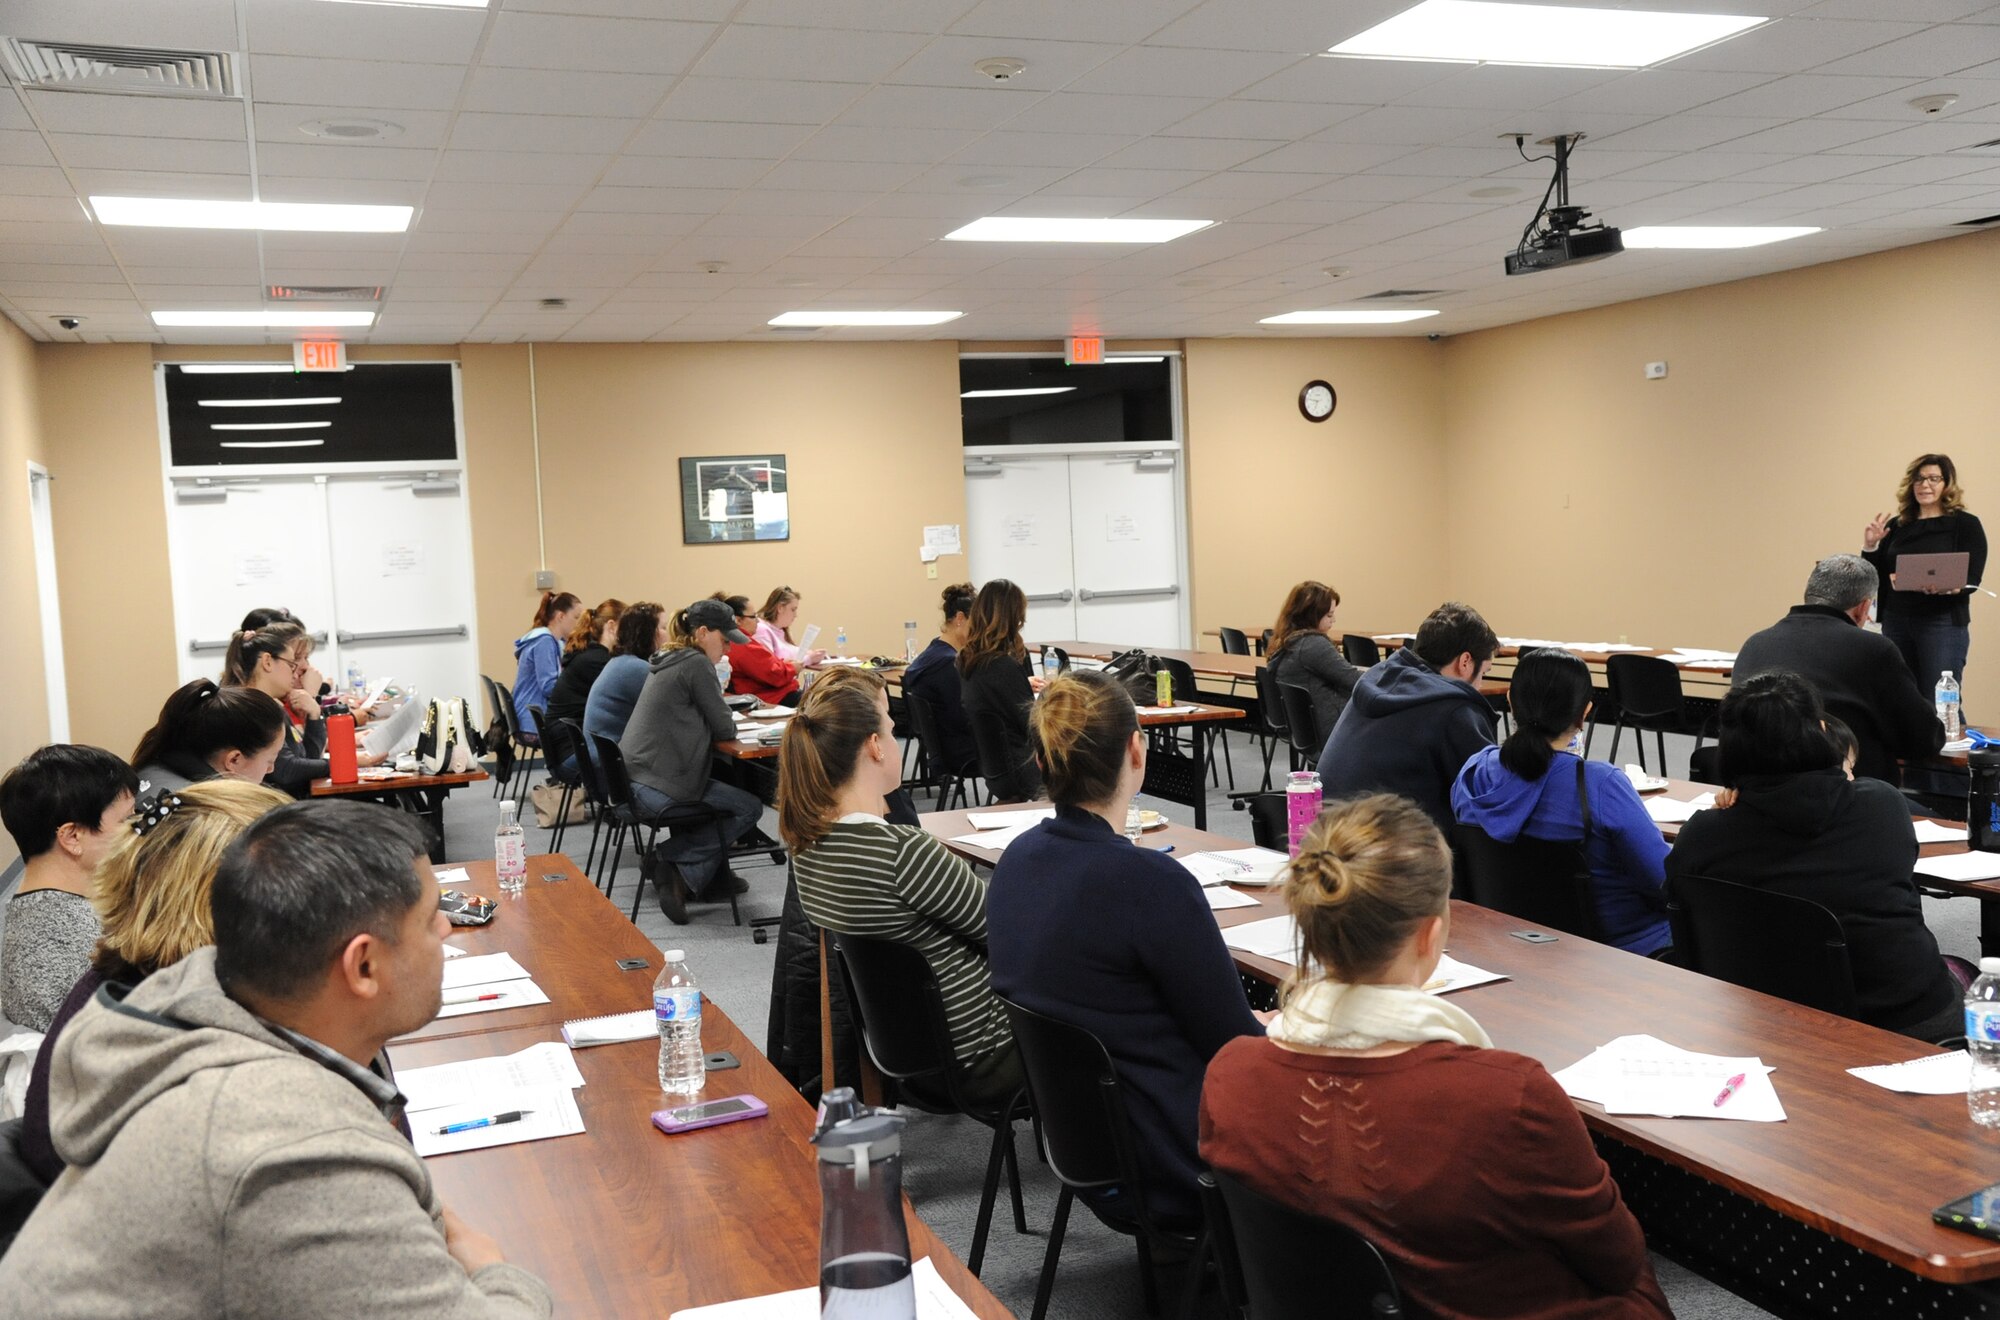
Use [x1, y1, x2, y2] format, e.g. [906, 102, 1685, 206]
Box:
[717, 593, 803, 706]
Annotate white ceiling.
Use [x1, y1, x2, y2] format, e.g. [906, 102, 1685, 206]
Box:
[4, 0, 2000, 345]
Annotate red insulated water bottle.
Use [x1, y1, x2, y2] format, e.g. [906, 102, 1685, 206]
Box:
[327, 713, 358, 784]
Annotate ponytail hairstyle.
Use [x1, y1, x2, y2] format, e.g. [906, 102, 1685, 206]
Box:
[1268, 580, 1338, 660]
[1028, 669, 1139, 807]
[1284, 794, 1451, 992]
[237, 607, 295, 632]
[564, 598, 626, 658]
[759, 586, 801, 641]
[712, 591, 753, 622]
[614, 602, 665, 657]
[531, 590, 581, 630]
[776, 667, 889, 853]
[958, 579, 1028, 676]
[132, 680, 288, 772]
[1497, 647, 1593, 780]
[666, 605, 700, 650]
[940, 582, 975, 625]
[222, 620, 309, 688]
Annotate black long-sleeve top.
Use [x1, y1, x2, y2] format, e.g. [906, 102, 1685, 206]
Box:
[1863, 510, 1986, 627]
[958, 652, 1043, 802]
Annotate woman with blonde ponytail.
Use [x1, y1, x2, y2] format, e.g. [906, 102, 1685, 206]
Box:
[987, 669, 1263, 1228]
[1200, 795, 1669, 1319]
[778, 668, 1020, 1106]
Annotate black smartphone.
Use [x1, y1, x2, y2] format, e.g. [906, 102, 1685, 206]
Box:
[704, 1051, 741, 1071]
[1935, 1182, 2000, 1241]
[614, 958, 649, 972]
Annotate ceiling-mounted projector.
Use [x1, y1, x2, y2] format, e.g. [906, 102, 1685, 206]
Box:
[1503, 134, 1622, 277]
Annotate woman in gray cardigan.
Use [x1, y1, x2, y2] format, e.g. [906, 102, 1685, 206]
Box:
[1265, 580, 1363, 748]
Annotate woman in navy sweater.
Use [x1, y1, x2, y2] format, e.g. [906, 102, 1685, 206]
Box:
[987, 669, 1264, 1227]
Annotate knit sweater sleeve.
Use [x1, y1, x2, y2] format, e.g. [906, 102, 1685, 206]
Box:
[1964, 512, 1988, 590]
[1135, 860, 1262, 1057]
[1298, 633, 1362, 697]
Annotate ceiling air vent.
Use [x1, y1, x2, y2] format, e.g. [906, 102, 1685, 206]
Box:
[2, 38, 238, 99]
[1359, 288, 1450, 301]
[267, 285, 383, 302]
[1955, 213, 2000, 227]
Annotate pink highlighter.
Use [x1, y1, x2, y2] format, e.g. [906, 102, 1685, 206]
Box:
[652, 1094, 769, 1134]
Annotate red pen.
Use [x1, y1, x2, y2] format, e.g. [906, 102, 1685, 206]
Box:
[442, 991, 504, 1006]
[1713, 1073, 1746, 1108]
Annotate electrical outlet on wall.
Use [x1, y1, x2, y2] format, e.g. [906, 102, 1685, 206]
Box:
[534, 570, 556, 590]
[926, 562, 938, 579]
[1644, 361, 1668, 380]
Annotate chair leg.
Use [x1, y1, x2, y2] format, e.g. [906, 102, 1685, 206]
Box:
[1135, 1233, 1161, 1316]
[1655, 729, 1668, 777]
[549, 785, 572, 853]
[584, 811, 604, 878]
[969, 1117, 1011, 1276]
[1004, 1121, 1028, 1234]
[1584, 715, 1597, 759]
[1172, 1230, 1211, 1320]
[1607, 720, 1623, 765]
[1028, 1187, 1074, 1320]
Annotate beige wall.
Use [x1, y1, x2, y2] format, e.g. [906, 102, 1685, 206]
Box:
[1183, 336, 1450, 641]
[1440, 225, 2000, 702]
[0, 318, 50, 863]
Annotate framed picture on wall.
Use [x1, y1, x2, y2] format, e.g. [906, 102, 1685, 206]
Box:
[680, 454, 789, 544]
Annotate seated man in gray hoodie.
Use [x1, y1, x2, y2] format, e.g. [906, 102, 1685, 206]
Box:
[0, 800, 551, 1320]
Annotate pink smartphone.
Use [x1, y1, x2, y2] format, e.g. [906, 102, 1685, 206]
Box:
[651, 1094, 769, 1134]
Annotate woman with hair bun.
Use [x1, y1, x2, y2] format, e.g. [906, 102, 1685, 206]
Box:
[131, 679, 288, 800]
[903, 582, 978, 774]
[1450, 647, 1670, 956]
[223, 619, 385, 798]
[1201, 794, 1669, 1320]
[987, 669, 1262, 1227]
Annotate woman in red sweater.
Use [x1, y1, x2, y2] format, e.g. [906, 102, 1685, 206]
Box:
[716, 593, 803, 706]
[1199, 794, 1670, 1319]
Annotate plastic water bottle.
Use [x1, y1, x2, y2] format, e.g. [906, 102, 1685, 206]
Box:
[903, 620, 919, 662]
[495, 800, 526, 894]
[1286, 770, 1322, 857]
[1043, 650, 1060, 684]
[817, 1113, 915, 1319]
[836, 625, 847, 653]
[716, 655, 732, 690]
[1967, 957, 2000, 1126]
[655, 951, 705, 1094]
[1938, 671, 1963, 740]
[346, 662, 364, 701]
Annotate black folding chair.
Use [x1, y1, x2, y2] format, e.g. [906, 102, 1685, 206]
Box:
[1158, 656, 1231, 790]
[970, 707, 1033, 804]
[831, 933, 1032, 1275]
[1217, 627, 1251, 657]
[1668, 873, 1859, 1019]
[531, 712, 584, 854]
[1200, 1168, 1405, 1320]
[1279, 683, 1321, 773]
[1452, 819, 1604, 942]
[908, 690, 980, 809]
[480, 675, 515, 796]
[488, 678, 540, 801]
[999, 995, 1207, 1320]
[1597, 654, 1698, 773]
[587, 733, 742, 926]
[1341, 634, 1382, 667]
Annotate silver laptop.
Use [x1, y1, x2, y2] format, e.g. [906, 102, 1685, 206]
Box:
[1895, 552, 1971, 593]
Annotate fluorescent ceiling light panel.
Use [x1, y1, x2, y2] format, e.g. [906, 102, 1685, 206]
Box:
[960, 387, 1077, 398]
[307, 0, 486, 8]
[1106, 355, 1166, 363]
[198, 397, 341, 407]
[1621, 225, 1820, 249]
[92, 196, 412, 233]
[768, 311, 963, 327]
[944, 217, 1213, 244]
[210, 421, 332, 431]
[1259, 310, 1440, 325]
[153, 311, 376, 328]
[177, 364, 302, 374]
[219, 440, 328, 449]
[1327, 1, 1766, 69]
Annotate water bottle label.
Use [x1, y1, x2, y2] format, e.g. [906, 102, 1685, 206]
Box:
[496, 838, 526, 871]
[1967, 1005, 2000, 1043]
[656, 989, 701, 1022]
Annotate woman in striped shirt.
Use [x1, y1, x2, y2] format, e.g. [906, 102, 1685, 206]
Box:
[777, 667, 1022, 1109]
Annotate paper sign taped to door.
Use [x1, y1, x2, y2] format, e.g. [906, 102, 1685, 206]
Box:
[234, 550, 278, 586]
[1106, 513, 1139, 542]
[382, 542, 425, 577]
[1003, 517, 1037, 547]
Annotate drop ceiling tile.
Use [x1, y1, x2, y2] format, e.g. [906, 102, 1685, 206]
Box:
[694, 25, 932, 82]
[511, 0, 737, 17]
[900, 162, 1074, 193]
[0, 131, 59, 169]
[53, 133, 248, 174]
[1798, 0, 1993, 18]
[255, 143, 438, 182]
[579, 185, 740, 212]
[1165, 170, 1325, 200]
[948, 131, 1135, 168]
[1840, 154, 2000, 184]
[1826, 118, 2000, 153]
[417, 209, 571, 233]
[1670, 18, 1931, 74]
[424, 180, 593, 211]
[1095, 137, 1287, 171]
[259, 175, 427, 205]
[5, 0, 242, 51]
[999, 92, 1212, 137]
[546, 224, 697, 252]
[599, 155, 771, 188]
[431, 150, 613, 185]
[0, 261, 125, 284]
[1242, 56, 1460, 107]
[692, 212, 843, 241]
[951, 0, 1203, 44]
[1817, 23, 2000, 76]
[1823, 78, 2000, 120]
[1389, 64, 1628, 112]
[558, 209, 711, 235]
[885, 35, 1124, 93]
[1067, 47, 1301, 101]
[721, 188, 884, 215]
[656, 77, 870, 124]
[625, 120, 815, 158]
[22, 92, 246, 145]
[1036, 165, 1213, 196]
[0, 165, 76, 198]
[246, 0, 487, 63]
[1689, 72, 1921, 120]
[401, 250, 535, 272]
[1238, 139, 1406, 173]
[789, 125, 980, 163]
[1537, 69, 1783, 117]
[460, 68, 674, 119]
[758, 158, 925, 191]
[255, 103, 452, 150]
[1218, 198, 1386, 225]
[449, 113, 640, 155]
[1718, 117, 1905, 153]
[514, 256, 652, 287]
[482, 14, 719, 75]
[835, 84, 1046, 131]
[1295, 173, 1445, 203]
[1315, 104, 1523, 147]
[1594, 115, 1785, 152]
[248, 56, 467, 113]
[1146, 0, 1405, 53]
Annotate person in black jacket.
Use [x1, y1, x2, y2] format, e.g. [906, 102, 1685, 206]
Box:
[957, 579, 1045, 803]
[1862, 453, 1985, 700]
[1316, 602, 1499, 833]
[542, 598, 625, 730]
[903, 582, 978, 778]
[1264, 579, 1362, 748]
[1735, 555, 1943, 787]
[1667, 672, 1964, 1042]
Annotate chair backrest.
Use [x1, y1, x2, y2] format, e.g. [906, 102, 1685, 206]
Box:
[1278, 683, 1320, 762]
[1451, 822, 1604, 941]
[1605, 654, 1684, 721]
[1254, 666, 1290, 738]
[1159, 656, 1199, 704]
[535, 712, 579, 784]
[1688, 744, 1722, 784]
[1201, 1169, 1405, 1320]
[1668, 873, 1859, 1017]
[481, 675, 513, 738]
[0, 1117, 47, 1258]
[1243, 793, 1288, 851]
[560, 719, 602, 801]
[829, 933, 959, 1090]
[494, 678, 524, 739]
[1218, 627, 1250, 657]
[1341, 634, 1382, 667]
[998, 996, 1145, 1199]
[587, 733, 636, 812]
[905, 690, 955, 784]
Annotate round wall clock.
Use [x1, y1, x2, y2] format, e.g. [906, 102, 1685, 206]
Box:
[1299, 380, 1336, 422]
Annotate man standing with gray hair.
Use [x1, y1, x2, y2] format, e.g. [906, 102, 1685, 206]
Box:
[1736, 554, 1944, 786]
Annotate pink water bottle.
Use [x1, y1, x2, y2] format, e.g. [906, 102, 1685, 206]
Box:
[1285, 770, 1322, 856]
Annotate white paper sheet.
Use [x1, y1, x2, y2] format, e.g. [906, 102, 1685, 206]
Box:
[442, 952, 532, 992]
[1219, 914, 1300, 962]
[1181, 853, 1260, 887]
[435, 867, 472, 888]
[922, 524, 962, 555]
[1141, 705, 1202, 716]
[1916, 852, 2000, 883]
[965, 808, 1056, 829]
[410, 1084, 585, 1157]
[562, 1009, 656, 1048]
[668, 1257, 975, 1320]
[1553, 1034, 1784, 1121]
[1421, 954, 1507, 995]
[398, 1041, 585, 1113]
[799, 625, 822, 652]
[1643, 794, 1715, 824]
[434, 978, 551, 1019]
[1913, 820, 1971, 844]
[1203, 887, 1262, 911]
[948, 822, 1039, 853]
[442, 944, 466, 959]
[1205, 847, 1289, 886]
[1943, 739, 1975, 754]
[1622, 764, 1669, 793]
[1848, 1051, 1972, 1095]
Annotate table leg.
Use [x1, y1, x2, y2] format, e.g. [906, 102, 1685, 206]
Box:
[418, 787, 449, 863]
[1982, 898, 2000, 962]
[1192, 729, 1209, 831]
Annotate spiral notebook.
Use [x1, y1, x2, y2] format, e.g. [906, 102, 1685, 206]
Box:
[561, 1009, 656, 1048]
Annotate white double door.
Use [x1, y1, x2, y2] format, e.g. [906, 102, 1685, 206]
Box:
[964, 450, 1188, 649]
[165, 471, 482, 711]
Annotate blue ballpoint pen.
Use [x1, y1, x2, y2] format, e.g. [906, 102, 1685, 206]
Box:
[434, 1110, 533, 1136]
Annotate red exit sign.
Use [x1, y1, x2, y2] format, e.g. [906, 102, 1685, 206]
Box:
[294, 340, 347, 372]
[1065, 336, 1103, 366]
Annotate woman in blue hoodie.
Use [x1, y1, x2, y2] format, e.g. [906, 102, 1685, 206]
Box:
[513, 590, 582, 739]
[1452, 648, 1671, 956]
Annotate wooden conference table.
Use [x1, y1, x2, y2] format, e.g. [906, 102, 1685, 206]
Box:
[923, 808, 2000, 1312]
[310, 768, 489, 861]
[394, 855, 1011, 1318]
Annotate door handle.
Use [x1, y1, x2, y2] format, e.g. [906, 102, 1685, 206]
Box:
[189, 629, 327, 655]
[1024, 589, 1074, 604]
[336, 625, 470, 644]
[1078, 585, 1179, 602]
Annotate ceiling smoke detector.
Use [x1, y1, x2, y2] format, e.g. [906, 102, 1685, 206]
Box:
[973, 57, 1028, 82]
[698, 261, 727, 275]
[1910, 93, 1959, 116]
[538, 297, 568, 309]
[1321, 266, 1351, 280]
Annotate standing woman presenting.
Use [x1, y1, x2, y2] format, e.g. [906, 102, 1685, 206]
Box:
[1862, 454, 1986, 696]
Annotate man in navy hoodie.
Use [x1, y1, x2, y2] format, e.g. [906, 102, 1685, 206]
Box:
[1316, 602, 1500, 831]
